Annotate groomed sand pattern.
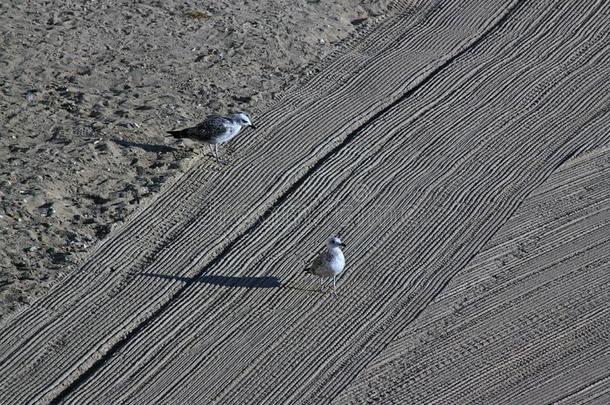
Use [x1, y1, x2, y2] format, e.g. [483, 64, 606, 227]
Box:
[1, 0, 610, 403]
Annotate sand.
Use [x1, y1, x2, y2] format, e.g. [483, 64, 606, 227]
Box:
[0, 0, 392, 318]
[1, 0, 610, 404]
[335, 146, 610, 403]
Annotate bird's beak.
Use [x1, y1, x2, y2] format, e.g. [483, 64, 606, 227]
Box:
[249, 124, 256, 129]
[339, 243, 346, 248]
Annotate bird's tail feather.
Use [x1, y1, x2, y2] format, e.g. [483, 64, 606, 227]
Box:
[167, 129, 188, 139]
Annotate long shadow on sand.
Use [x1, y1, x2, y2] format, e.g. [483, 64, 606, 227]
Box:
[139, 272, 282, 289]
[112, 139, 177, 153]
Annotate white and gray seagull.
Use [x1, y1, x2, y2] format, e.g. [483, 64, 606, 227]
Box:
[167, 112, 255, 163]
[304, 235, 346, 295]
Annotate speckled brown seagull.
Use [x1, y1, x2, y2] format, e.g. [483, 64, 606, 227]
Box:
[167, 112, 255, 163]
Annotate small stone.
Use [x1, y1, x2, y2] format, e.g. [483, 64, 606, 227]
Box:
[47, 12, 61, 25]
[26, 91, 37, 103]
[350, 17, 368, 25]
[118, 120, 138, 128]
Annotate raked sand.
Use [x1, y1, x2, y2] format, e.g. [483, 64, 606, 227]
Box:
[1, 0, 610, 403]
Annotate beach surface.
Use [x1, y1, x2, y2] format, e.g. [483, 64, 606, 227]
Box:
[1, 0, 609, 403]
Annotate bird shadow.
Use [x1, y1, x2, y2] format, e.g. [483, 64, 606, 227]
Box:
[283, 275, 337, 294]
[112, 138, 178, 153]
[139, 272, 282, 289]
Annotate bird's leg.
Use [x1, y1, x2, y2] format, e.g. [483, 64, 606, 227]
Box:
[333, 276, 337, 297]
[214, 144, 227, 165]
[208, 144, 214, 157]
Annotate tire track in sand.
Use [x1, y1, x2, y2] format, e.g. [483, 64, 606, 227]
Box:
[0, 1, 520, 403]
[334, 147, 610, 404]
[53, 1, 610, 403]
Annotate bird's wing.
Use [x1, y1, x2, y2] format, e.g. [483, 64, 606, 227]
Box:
[310, 250, 332, 273]
[311, 254, 323, 270]
[194, 115, 231, 136]
[167, 115, 231, 141]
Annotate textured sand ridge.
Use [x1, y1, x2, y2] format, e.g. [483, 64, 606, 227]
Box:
[1, 0, 610, 403]
[335, 146, 610, 404]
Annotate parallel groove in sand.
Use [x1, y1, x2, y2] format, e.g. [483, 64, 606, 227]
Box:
[2, 0, 435, 372]
[0, 1, 523, 403]
[66, 2, 524, 400]
[52, 0, 610, 403]
[334, 149, 610, 403]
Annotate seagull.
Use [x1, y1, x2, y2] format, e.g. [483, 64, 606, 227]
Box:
[304, 235, 346, 295]
[167, 112, 256, 163]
